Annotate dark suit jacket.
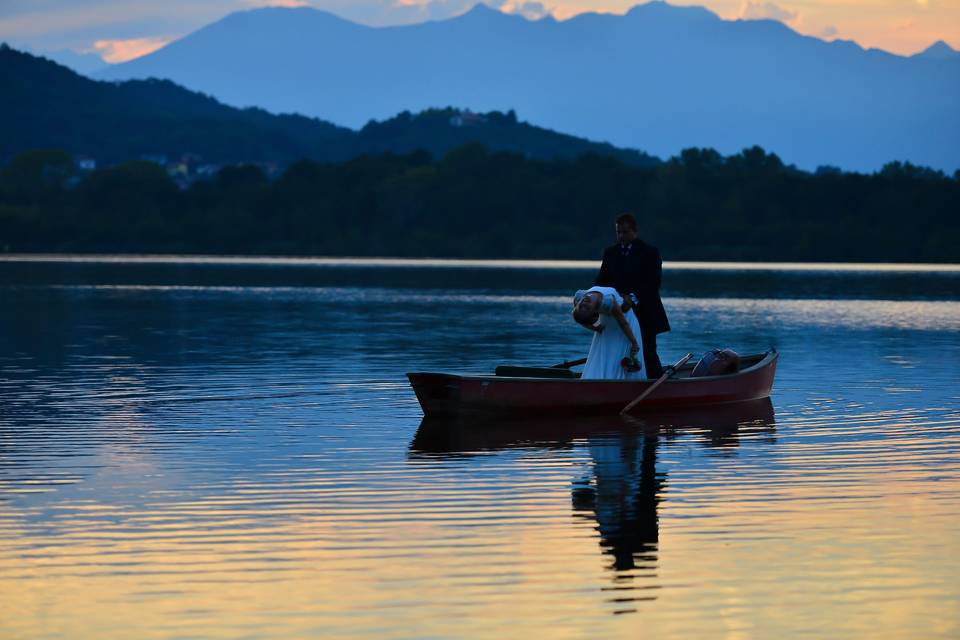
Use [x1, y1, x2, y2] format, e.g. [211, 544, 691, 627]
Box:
[595, 240, 670, 335]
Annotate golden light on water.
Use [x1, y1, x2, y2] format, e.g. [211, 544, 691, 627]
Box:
[3, 417, 959, 637]
[1, 258, 958, 637]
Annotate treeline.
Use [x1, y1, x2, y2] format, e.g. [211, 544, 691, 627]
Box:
[1, 145, 958, 262]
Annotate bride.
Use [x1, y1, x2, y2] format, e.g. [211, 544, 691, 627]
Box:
[573, 286, 645, 380]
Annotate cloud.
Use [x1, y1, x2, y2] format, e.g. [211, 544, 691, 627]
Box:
[820, 25, 837, 38]
[738, 1, 797, 23]
[423, 0, 492, 20]
[499, 1, 551, 20]
[0, 0, 558, 57]
[282, 0, 557, 25]
[0, 1, 238, 51]
[393, 0, 553, 22]
[293, 0, 491, 24]
[92, 36, 172, 63]
[255, 0, 312, 6]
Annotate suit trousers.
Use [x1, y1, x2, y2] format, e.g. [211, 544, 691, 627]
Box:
[640, 325, 663, 379]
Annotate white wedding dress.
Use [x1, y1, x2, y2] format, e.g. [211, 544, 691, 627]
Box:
[576, 286, 646, 380]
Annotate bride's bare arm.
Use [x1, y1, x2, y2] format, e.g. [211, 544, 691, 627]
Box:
[611, 306, 640, 355]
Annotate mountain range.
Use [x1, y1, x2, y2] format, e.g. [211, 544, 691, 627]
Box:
[914, 40, 960, 60]
[97, 2, 960, 172]
[0, 45, 656, 167]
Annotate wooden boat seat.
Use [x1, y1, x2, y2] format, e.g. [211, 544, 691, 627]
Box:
[495, 366, 580, 379]
[494, 352, 769, 381]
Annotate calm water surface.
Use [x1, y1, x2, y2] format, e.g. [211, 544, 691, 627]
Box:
[1, 257, 959, 638]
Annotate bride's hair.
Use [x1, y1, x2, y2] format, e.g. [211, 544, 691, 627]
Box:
[572, 306, 599, 327]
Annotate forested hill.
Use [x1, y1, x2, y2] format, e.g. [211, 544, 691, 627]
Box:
[0, 45, 353, 166]
[0, 45, 659, 168]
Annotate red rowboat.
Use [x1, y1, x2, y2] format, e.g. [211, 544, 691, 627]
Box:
[407, 348, 778, 417]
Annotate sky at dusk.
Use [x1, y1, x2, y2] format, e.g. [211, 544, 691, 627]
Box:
[1, 0, 957, 62]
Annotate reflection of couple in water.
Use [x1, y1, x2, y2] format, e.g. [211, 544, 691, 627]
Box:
[411, 400, 776, 594]
[572, 431, 663, 573]
[573, 213, 671, 381]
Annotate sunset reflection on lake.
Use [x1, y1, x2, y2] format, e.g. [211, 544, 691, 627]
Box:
[1, 258, 958, 638]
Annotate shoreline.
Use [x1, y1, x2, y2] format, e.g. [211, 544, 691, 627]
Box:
[2, 253, 960, 273]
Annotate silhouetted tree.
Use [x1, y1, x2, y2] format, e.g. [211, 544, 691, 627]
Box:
[1, 145, 957, 262]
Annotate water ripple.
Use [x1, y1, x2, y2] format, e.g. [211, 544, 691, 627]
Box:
[1, 265, 959, 638]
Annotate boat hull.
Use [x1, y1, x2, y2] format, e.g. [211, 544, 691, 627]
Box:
[408, 350, 778, 417]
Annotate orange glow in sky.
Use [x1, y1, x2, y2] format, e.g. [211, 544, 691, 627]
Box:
[542, 1, 959, 55]
[0, 1, 957, 60]
[92, 36, 172, 63]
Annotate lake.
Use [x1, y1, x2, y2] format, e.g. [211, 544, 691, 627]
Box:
[1, 256, 959, 638]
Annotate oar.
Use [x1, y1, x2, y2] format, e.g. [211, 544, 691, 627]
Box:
[550, 357, 588, 369]
[620, 353, 694, 415]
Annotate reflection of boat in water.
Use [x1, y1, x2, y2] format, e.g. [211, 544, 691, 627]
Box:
[409, 399, 776, 602]
[410, 398, 775, 456]
[407, 349, 777, 417]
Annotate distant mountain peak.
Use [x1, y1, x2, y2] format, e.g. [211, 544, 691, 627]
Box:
[465, 2, 497, 15]
[91, 2, 959, 172]
[625, 1, 720, 22]
[915, 40, 960, 60]
[218, 5, 358, 28]
[455, 2, 521, 22]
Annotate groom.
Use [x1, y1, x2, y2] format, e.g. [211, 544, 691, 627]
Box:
[594, 213, 670, 378]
